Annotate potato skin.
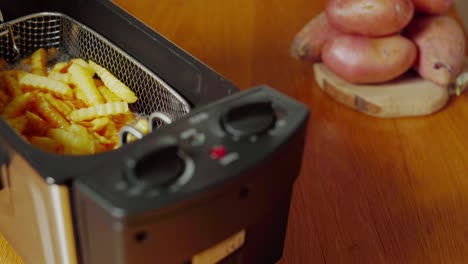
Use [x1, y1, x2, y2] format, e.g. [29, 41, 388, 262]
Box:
[412, 0, 453, 14]
[290, 12, 343, 62]
[326, 0, 414, 37]
[321, 34, 417, 84]
[404, 15, 465, 86]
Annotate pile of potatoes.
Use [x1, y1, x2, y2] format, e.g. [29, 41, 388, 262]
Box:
[291, 0, 466, 92]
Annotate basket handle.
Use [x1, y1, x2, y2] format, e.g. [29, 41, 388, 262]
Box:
[119, 112, 174, 146]
[148, 112, 173, 132]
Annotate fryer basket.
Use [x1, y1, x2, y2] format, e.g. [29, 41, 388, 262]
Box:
[0, 12, 191, 122]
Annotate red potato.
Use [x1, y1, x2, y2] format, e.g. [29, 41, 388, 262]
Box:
[321, 34, 417, 84]
[326, 0, 414, 37]
[404, 15, 466, 87]
[290, 12, 343, 61]
[412, 0, 453, 14]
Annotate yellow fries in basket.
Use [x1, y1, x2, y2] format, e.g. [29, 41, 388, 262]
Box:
[89, 60, 138, 103]
[20, 73, 73, 99]
[31, 48, 47, 76]
[0, 48, 140, 155]
[70, 102, 129, 122]
[69, 63, 104, 106]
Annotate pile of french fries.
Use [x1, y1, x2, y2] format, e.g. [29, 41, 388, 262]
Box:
[0, 48, 148, 155]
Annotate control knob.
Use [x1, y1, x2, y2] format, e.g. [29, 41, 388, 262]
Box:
[221, 101, 276, 137]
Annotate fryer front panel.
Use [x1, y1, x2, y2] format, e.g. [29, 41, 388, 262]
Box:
[74, 86, 309, 263]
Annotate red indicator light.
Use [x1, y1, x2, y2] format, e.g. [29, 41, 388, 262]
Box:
[210, 145, 227, 160]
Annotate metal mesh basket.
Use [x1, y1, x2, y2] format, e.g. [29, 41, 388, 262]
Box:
[0, 12, 191, 123]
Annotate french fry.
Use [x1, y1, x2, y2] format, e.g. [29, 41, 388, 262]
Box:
[51, 62, 72, 73]
[102, 118, 117, 139]
[92, 131, 113, 144]
[24, 111, 49, 136]
[3, 92, 35, 118]
[4, 116, 28, 133]
[21, 57, 31, 65]
[73, 88, 87, 103]
[87, 117, 111, 132]
[67, 124, 96, 154]
[69, 99, 87, 109]
[112, 112, 136, 128]
[94, 140, 107, 153]
[94, 79, 104, 87]
[47, 48, 60, 61]
[0, 58, 7, 71]
[124, 118, 149, 143]
[0, 90, 10, 112]
[29, 136, 64, 154]
[70, 102, 129, 122]
[134, 118, 150, 134]
[88, 60, 137, 103]
[19, 73, 73, 99]
[1, 73, 23, 97]
[32, 94, 69, 128]
[71, 58, 95, 77]
[43, 92, 73, 116]
[88, 118, 118, 149]
[48, 125, 95, 155]
[98, 85, 120, 103]
[48, 72, 72, 84]
[31, 48, 47, 76]
[69, 63, 104, 106]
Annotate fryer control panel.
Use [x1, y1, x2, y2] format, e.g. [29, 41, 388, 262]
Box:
[75, 86, 309, 216]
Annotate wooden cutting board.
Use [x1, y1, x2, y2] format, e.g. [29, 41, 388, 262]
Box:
[313, 63, 463, 118]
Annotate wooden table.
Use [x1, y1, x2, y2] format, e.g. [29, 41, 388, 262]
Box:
[2, 0, 468, 263]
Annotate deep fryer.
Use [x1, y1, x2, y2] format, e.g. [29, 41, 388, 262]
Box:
[0, 1, 310, 263]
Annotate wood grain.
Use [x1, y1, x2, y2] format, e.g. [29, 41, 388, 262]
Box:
[111, 1, 468, 263]
[0, 234, 22, 263]
[1, 1, 468, 263]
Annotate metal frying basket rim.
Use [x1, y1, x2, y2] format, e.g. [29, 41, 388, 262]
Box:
[0, 11, 192, 113]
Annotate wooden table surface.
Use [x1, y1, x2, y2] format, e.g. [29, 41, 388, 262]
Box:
[2, 0, 468, 263]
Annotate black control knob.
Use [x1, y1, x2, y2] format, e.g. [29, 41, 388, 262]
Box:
[126, 145, 186, 188]
[222, 101, 276, 137]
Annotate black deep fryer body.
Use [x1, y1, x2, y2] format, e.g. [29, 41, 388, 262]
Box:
[1, 1, 310, 264]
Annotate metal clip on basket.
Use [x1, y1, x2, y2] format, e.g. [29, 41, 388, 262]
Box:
[119, 112, 174, 146]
